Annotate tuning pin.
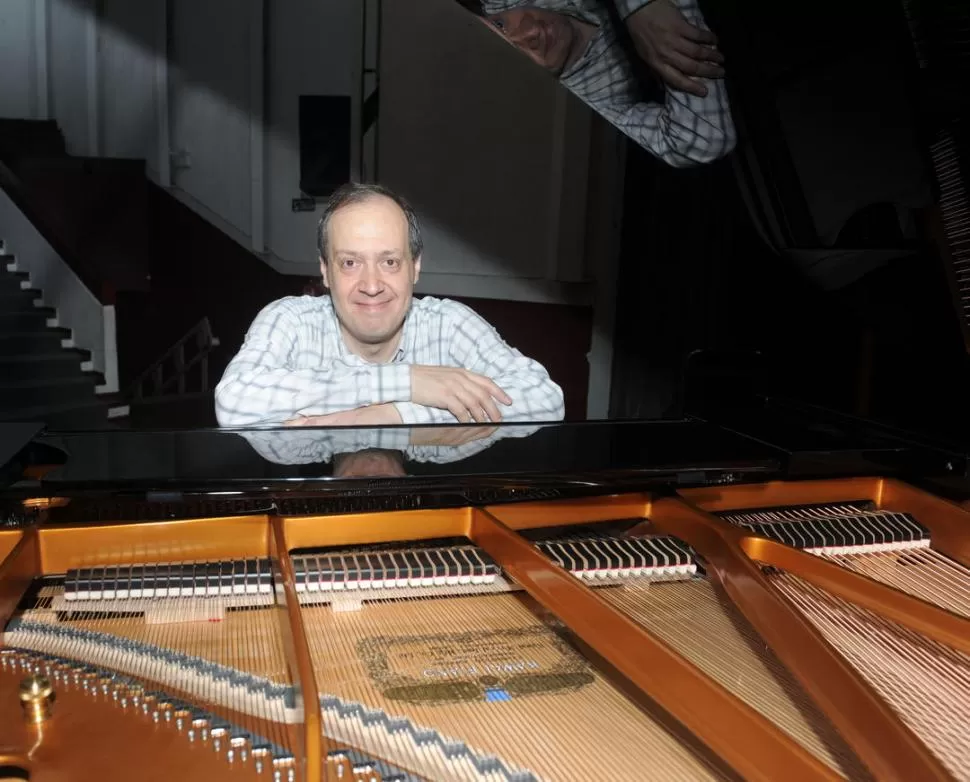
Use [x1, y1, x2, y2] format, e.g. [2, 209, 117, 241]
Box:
[173, 706, 192, 731]
[352, 763, 380, 782]
[326, 751, 353, 779]
[252, 743, 272, 774]
[228, 733, 251, 763]
[188, 715, 211, 743]
[210, 723, 228, 752]
[272, 755, 296, 782]
[153, 699, 174, 723]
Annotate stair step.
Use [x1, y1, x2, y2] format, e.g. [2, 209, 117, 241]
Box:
[0, 350, 89, 365]
[0, 275, 29, 294]
[0, 350, 92, 385]
[0, 291, 43, 312]
[0, 331, 71, 354]
[0, 398, 112, 428]
[0, 375, 98, 408]
[0, 307, 57, 326]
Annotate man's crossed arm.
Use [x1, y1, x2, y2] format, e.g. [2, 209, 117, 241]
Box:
[214, 299, 565, 428]
[614, 0, 725, 97]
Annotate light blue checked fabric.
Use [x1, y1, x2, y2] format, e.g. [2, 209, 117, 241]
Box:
[215, 295, 565, 428]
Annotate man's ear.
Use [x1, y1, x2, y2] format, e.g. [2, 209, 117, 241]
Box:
[412, 254, 421, 284]
[319, 256, 330, 289]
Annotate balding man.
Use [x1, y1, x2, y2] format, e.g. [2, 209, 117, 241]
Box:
[214, 183, 565, 429]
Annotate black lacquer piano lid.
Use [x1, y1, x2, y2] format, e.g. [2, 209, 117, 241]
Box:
[5, 419, 782, 494]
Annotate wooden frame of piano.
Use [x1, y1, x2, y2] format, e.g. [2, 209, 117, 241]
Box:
[0, 475, 967, 782]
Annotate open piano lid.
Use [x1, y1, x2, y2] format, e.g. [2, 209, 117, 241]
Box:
[2, 408, 961, 498]
[11, 419, 783, 495]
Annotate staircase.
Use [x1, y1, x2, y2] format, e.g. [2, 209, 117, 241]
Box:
[0, 242, 126, 428]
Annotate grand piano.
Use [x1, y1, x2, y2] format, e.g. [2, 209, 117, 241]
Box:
[0, 395, 968, 782]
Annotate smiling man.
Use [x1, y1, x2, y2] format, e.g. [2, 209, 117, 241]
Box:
[214, 183, 565, 429]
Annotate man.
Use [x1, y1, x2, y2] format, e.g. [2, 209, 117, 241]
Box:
[214, 183, 565, 428]
[457, 0, 735, 167]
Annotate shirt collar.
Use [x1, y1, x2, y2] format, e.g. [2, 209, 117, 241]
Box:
[326, 295, 413, 364]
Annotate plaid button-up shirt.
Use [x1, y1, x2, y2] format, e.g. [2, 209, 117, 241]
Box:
[235, 423, 543, 466]
[481, 0, 736, 166]
[214, 295, 565, 428]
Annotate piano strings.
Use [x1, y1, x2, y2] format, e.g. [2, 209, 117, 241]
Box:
[770, 572, 970, 780]
[3, 477, 970, 780]
[4, 542, 301, 775]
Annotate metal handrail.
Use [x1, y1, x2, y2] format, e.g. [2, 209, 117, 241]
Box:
[128, 318, 219, 400]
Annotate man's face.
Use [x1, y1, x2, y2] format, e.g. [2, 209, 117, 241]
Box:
[483, 8, 580, 76]
[320, 195, 420, 353]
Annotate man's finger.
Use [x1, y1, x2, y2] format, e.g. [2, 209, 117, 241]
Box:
[476, 391, 503, 424]
[447, 401, 472, 423]
[468, 373, 513, 406]
[454, 390, 488, 423]
[661, 64, 708, 97]
[674, 38, 725, 66]
[672, 18, 717, 45]
[665, 49, 724, 79]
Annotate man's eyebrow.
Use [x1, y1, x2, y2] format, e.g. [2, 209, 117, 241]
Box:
[334, 249, 405, 257]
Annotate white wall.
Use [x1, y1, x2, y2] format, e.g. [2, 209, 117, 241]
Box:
[0, 0, 606, 309]
[101, 0, 161, 163]
[265, 0, 360, 267]
[49, 0, 93, 153]
[379, 0, 592, 303]
[0, 0, 41, 120]
[169, 0, 256, 242]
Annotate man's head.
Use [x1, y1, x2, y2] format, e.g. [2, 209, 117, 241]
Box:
[317, 183, 422, 357]
[333, 448, 407, 478]
[457, 1, 586, 76]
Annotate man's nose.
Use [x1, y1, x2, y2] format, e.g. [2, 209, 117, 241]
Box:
[507, 14, 541, 50]
[358, 267, 384, 295]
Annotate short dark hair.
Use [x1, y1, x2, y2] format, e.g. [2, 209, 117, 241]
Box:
[453, 0, 485, 16]
[316, 182, 423, 262]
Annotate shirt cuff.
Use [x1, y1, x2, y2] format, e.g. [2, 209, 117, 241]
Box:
[393, 402, 454, 426]
[373, 363, 411, 405]
[615, 0, 655, 20]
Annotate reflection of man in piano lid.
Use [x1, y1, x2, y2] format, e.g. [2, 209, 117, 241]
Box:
[214, 182, 564, 429]
[455, 0, 736, 167]
[236, 423, 540, 467]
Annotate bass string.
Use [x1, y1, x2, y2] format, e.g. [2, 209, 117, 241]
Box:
[27, 545, 298, 767]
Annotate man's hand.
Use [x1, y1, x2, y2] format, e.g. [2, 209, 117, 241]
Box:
[625, 0, 725, 97]
[284, 404, 403, 427]
[411, 365, 512, 423]
[409, 425, 498, 448]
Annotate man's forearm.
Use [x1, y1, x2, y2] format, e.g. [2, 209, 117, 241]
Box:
[613, 0, 654, 21]
[286, 403, 403, 427]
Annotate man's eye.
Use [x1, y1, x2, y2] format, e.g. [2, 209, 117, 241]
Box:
[341, 259, 357, 268]
[384, 258, 400, 268]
